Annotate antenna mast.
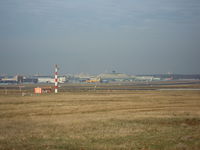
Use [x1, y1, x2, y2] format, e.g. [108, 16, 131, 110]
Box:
[55, 64, 58, 93]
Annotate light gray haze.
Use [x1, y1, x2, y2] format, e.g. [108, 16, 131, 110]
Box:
[0, 0, 200, 75]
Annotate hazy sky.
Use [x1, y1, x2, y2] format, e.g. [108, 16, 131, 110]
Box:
[0, 0, 200, 75]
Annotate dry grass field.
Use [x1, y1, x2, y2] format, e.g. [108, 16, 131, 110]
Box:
[0, 83, 200, 150]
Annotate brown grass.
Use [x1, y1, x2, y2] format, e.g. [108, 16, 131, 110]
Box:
[0, 89, 200, 150]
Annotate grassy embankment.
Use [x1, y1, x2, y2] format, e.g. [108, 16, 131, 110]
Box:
[0, 89, 200, 150]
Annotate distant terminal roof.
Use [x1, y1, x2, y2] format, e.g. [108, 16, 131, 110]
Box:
[74, 73, 91, 79]
[97, 73, 133, 79]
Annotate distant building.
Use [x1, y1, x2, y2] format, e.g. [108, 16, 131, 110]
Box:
[134, 76, 161, 81]
[36, 76, 66, 83]
[37, 76, 54, 83]
[97, 73, 134, 82]
[1, 75, 23, 84]
[134, 76, 153, 81]
[72, 73, 91, 83]
[23, 77, 38, 83]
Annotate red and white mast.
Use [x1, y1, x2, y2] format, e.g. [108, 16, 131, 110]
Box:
[55, 64, 58, 93]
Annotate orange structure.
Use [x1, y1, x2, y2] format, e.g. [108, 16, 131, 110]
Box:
[34, 87, 52, 94]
